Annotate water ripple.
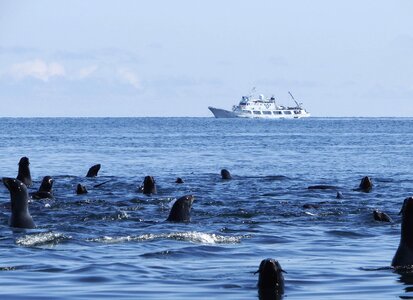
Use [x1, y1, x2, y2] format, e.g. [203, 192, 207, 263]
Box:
[15, 232, 71, 247]
[88, 231, 242, 245]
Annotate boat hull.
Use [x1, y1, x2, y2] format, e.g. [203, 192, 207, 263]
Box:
[208, 106, 310, 119]
[208, 107, 238, 118]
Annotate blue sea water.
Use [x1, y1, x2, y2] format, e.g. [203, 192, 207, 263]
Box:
[1, 117, 413, 299]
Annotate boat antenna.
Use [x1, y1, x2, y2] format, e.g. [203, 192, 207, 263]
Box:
[250, 87, 256, 95]
[288, 91, 302, 108]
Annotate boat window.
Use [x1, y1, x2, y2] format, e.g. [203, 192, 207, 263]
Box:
[263, 111, 271, 115]
[242, 110, 252, 114]
[253, 111, 261, 115]
[294, 110, 301, 114]
[284, 111, 292, 115]
[273, 111, 282, 115]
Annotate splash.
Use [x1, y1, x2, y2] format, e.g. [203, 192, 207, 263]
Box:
[88, 231, 242, 245]
[15, 232, 70, 247]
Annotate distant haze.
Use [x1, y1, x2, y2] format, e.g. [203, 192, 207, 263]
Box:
[1, 0, 412, 117]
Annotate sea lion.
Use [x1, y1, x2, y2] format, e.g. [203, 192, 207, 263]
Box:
[255, 258, 285, 294]
[392, 197, 413, 267]
[76, 183, 88, 195]
[86, 164, 101, 177]
[175, 177, 184, 184]
[31, 176, 54, 199]
[93, 180, 111, 188]
[166, 195, 194, 222]
[2, 177, 35, 229]
[303, 203, 320, 209]
[221, 169, 232, 180]
[16, 156, 32, 187]
[141, 176, 157, 195]
[373, 209, 392, 223]
[307, 185, 338, 190]
[358, 176, 373, 192]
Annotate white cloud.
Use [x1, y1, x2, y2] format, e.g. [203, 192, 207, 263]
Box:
[10, 59, 65, 81]
[77, 65, 98, 79]
[117, 68, 141, 89]
[5, 59, 143, 91]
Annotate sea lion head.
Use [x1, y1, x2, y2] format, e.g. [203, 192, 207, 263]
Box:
[255, 258, 285, 293]
[39, 176, 54, 192]
[221, 169, 232, 180]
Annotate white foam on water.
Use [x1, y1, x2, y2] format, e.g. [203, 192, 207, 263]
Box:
[89, 231, 242, 245]
[15, 232, 70, 247]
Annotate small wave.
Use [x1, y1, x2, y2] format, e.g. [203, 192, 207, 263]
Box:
[88, 231, 242, 245]
[304, 211, 318, 216]
[326, 230, 369, 238]
[15, 232, 71, 247]
[263, 175, 290, 181]
[82, 210, 129, 221]
[360, 266, 393, 271]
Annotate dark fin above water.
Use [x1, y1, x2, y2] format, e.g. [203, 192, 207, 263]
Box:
[93, 180, 111, 188]
[86, 164, 101, 177]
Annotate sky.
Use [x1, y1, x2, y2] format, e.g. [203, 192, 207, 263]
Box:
[0, 0, 412, 117]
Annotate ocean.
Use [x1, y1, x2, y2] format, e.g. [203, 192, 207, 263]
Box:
[0, 117, 413, 299]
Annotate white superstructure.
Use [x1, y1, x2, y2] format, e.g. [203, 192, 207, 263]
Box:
[208, 90, 310, 119]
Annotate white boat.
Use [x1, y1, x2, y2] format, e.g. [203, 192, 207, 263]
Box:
[208, 90, 310, 119]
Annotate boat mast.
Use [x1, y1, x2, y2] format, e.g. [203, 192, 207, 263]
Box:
[250, 87, 256, 98]
[288, 91, 302, 108]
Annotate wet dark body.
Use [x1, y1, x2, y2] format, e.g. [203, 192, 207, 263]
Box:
[256, 258, 285, 299]
[167, 195, 194, 222]
[16, 156, 32, 187]
[392, 197, 413, 267]
[2, 177, 35, 229]
[31, 176, 54, 199]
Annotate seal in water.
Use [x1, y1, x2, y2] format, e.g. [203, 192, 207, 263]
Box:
[16, 156, 32, 187]
[140, 176, 157, 195]
[2, 177, 35, 229]
[86, 164, 101, 177]
[357, 176, 373, 192]
[255, 258, 285, 295]
[307, 185, 338, 190]
[392, 197, 413, 267]
[373, 209, 392, 223]
[167, 195, 194, 222]
[221, 169, 232, 180]
[76, 183, 88, 195]
[31, 176, 54, 199]
[303, 203, 320, 209]
[175, 177, 184, 184]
